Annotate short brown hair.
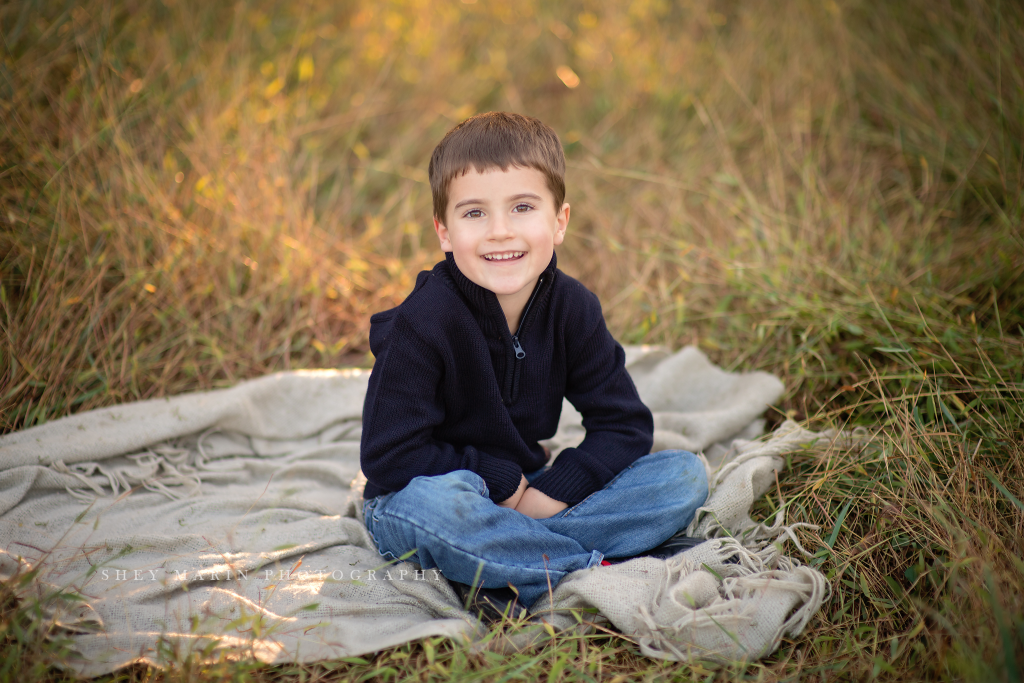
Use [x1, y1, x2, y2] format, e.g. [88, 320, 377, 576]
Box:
[428, 112, 566, 222]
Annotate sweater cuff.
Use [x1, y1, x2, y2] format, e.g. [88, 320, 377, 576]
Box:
[475, 455, 524, 503]
[527, 448, 609, 506]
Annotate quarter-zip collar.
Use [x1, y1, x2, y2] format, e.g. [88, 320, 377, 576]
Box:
[443, 251, 557, 330]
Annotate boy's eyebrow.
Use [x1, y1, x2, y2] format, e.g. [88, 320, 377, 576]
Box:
[509, 193, 544, 202]
[453, 192, 544, 210]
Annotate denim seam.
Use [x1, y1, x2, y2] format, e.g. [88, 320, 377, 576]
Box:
[364, 498, 400, 559]
[558, 459, 637, 519]
[365, 524, 391, 559]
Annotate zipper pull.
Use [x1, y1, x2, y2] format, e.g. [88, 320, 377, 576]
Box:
[511, 336, 526, 359]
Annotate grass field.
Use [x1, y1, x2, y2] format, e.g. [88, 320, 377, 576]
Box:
[2, 0, 1023, 680]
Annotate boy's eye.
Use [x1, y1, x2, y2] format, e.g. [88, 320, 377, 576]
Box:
[512, 203, 534, 213]
[463, 209, 484, 219]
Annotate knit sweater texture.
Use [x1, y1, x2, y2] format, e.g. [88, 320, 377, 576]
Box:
[359, 252, 654, 505]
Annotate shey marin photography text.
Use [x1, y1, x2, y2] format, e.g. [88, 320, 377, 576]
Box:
[94, 567, 443, 583]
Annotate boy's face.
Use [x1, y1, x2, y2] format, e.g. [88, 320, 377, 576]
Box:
[434, 166, 569, 320]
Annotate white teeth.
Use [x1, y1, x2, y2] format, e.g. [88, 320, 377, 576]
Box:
[484, 252, 524, 261]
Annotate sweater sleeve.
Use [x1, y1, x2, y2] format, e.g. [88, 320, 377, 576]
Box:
[360, 313, 524, 503]
[527, 291, 654, 505]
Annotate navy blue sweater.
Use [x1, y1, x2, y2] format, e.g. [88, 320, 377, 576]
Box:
[359, 252, 654, 505]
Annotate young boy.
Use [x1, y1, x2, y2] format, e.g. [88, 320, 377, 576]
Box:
[360, 112, 708, 611]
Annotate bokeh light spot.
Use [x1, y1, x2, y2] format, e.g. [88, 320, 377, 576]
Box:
[556, 65, 580, 89]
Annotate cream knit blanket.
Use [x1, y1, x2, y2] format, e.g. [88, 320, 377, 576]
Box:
[0, 346, 830, 676]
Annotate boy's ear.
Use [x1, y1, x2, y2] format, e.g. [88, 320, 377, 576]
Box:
[553, 202, 570, 246]
[433, 217, 453, 252]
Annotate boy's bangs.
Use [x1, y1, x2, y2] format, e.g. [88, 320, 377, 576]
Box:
[429, 112, 566, 220]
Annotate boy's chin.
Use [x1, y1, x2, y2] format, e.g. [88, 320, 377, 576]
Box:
[489, 276, 543, 298]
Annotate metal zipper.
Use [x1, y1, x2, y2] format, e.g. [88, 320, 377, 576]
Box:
[510, 276, 543, 359]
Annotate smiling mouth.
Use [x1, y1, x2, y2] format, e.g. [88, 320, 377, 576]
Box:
[482, 251, 525, 261]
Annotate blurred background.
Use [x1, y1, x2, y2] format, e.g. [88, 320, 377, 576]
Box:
[2, 0, 1020, 422]
[1, 3, 1023, 677]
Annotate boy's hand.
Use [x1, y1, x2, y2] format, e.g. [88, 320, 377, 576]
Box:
[497, 475, 528, 510]
[515, 488, 568, 519]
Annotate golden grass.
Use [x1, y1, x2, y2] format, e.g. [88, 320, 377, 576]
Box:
[1, 0, 1023, 680]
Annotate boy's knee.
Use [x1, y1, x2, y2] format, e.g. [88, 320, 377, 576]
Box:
[644, 448, 704, 473]
[375, 470, 492, 541]
[677, 451, 709, 495]
[677, 449, 708, 479]
[404, 470, 488, 500]
[645, 449, 708, 497]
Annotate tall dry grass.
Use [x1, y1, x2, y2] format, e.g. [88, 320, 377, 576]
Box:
[1, 0, 1023, 680]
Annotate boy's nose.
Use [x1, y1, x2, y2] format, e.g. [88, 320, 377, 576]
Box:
[488, 214, 514, 239]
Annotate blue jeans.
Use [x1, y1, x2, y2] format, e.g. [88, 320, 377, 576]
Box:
[362, 449, 708, 609]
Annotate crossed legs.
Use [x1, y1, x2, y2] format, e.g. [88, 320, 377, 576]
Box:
[362, 449, 708, 608]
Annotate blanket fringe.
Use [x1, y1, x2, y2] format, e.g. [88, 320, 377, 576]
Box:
[53, 448, 201, 502]
[632, 541, 832, 663]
